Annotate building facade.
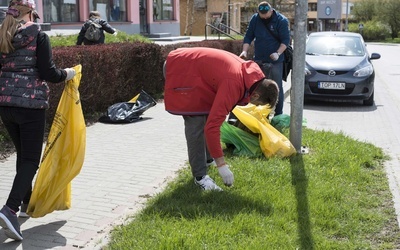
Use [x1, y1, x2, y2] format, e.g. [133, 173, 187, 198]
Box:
[309, 0, 359, 32]
[0, 0, 181, 36]
[179, 0, 360, 37]
[179, 0, 244, 36]
[0, 0, 360, 36]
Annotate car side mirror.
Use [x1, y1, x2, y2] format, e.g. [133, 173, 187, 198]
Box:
[370, 53, 381, 60]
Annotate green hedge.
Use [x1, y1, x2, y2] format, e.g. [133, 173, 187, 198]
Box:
[50, 42, 165, 123]
[348, 21, 390, 41]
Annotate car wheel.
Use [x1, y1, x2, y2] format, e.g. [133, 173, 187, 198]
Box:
[363, 92, 374, 106]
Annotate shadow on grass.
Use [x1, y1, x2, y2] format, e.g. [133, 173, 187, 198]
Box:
[290, 154, 314, 250]
[139, 179, 273, 219]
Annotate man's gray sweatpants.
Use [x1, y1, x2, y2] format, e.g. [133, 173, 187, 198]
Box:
[183, 115, 212, 178]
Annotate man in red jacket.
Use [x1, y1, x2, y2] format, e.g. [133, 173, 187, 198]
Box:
[164, 47, 279, 191]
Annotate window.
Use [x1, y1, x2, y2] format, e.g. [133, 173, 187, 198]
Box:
[308, 3, 317, 11]
[153, 0, 174, 21]
[90, 0, 127, 22]
[0, 1, 6, 24]
[43, 0, 79, 22]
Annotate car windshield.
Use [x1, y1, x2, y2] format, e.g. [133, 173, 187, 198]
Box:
[306, 36, 365, 56]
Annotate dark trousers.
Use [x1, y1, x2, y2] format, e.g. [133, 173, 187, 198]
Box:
[260, 62, 284, 115]
[183, 115, 212, 178]
[0, 107, 45, 212]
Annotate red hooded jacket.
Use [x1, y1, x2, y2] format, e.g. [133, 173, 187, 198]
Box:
[164, 47, 265, 158]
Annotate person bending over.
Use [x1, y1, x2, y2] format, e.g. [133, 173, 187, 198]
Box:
[164, 47, 279, 191]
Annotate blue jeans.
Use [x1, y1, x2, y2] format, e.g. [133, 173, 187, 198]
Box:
[0, 107, 45, 212]
[260, 62, 284, 115]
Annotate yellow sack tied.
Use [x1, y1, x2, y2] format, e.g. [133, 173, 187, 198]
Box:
[128, 93, 140, 103]
[232, 104, 296, 158]
[27, 65, 86, 218]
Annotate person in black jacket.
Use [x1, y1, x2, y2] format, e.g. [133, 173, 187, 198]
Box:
[76, 11, 117, 45]
[0, 0, 76, 241]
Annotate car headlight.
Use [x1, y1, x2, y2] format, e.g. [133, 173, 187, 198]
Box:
[353, 65, 373, 77]
[305, 68, 311, 76]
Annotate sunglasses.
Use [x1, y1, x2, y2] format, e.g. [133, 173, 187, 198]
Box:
[258, 5, 270, 12]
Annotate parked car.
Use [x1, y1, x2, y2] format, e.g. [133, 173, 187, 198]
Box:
[304, 31, 381, 106]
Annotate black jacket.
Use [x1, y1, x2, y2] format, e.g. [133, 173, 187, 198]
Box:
[76, 17, 116, 45]
[0, 22, 67, 109]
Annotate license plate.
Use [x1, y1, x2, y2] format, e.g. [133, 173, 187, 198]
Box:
[318, 82, 345, 90]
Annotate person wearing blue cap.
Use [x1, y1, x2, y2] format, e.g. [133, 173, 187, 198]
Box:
[239, 1, 290, 116]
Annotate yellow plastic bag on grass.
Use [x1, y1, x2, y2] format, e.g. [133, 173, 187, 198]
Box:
[232, 104, 296, 158]
[27, 65, 86, 218]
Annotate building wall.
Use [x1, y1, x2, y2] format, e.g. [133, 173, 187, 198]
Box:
[150, 0, 180, 35]
[178, 0, 358, 36]
[30, 0, 180, 36]
[1, 0, 360, 36]
[178, 0, 359, 35]
[179, 0, 207, 36]
[180, 0, 244, 36]
[292, 0, 359, 33]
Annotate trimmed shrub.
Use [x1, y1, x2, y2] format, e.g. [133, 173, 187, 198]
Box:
[348, 21, 390, 41]
[49, 42, 165, 125]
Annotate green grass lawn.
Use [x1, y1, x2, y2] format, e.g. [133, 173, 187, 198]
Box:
[104, 128, 400, 249]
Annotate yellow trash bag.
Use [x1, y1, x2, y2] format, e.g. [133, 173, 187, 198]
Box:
[232, 104, 296, 158]
[27, 64, 86, 218]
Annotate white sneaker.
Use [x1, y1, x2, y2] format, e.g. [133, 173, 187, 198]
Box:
[206, 160, 216, 167]
[194, 175, 223, 191]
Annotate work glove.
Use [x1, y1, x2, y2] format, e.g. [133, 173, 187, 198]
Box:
[239, 51, 247, 59]
[218, 165, 234, 186]
[270, 52, 280, 61]
[64, 68, 76, 81]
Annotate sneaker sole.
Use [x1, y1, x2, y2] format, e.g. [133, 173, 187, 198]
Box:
[194, 181, 223, 191]
[18, 212, 30, 218]
[0, 213, 23, 241]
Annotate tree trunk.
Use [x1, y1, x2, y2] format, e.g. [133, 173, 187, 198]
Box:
[189, 0, 195, 35]
[184, 0, 190, 35]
